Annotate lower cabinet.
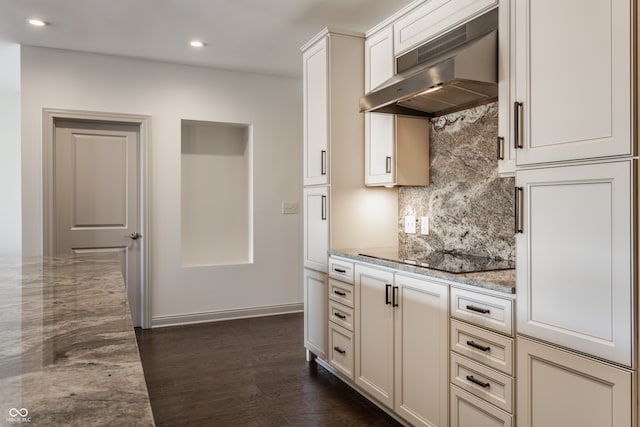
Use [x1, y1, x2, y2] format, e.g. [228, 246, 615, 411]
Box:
[304, 268, 327, 360]
[450, 386, 513, 427]
[355, 263, 449, 427]
[517, 336, 633, 427]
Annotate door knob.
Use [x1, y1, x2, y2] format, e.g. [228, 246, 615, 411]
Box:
[129, 232, 141, 240]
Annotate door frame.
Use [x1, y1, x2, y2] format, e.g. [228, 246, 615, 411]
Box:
[43, 108, 152, 329]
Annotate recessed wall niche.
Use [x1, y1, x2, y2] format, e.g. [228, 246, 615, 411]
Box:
[181, 120, 253, 266]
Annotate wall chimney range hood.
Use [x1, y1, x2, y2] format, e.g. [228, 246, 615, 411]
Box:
[360, 9, 498, 118]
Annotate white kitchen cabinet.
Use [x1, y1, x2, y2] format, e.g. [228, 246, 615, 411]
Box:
[303, 186, 328, 272]
[303, 37, 329, 186]
[393, 0, 498, 55]
[355, 263, 395, 407]
[355, 264, 449, 426]
[512, 0, 633, 165]
[515, 160, 633, 366]
[364, 26, 430, 187]
[451, 386, 513, 427]
[394, 273, 449, 427]
[496, 0, 514, 176]
[304, 268, 327, 360]
[517, 336, 633, 427]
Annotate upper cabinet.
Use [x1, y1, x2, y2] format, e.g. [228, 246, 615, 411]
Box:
[393, 0, 498, 55]
[364, 26, 430, 187]
[512, 0, 633, 165]
[497, 0, 514, 176]
[303, 38, 329, 186]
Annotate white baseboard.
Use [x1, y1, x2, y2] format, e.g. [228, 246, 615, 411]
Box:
[151, 302, 304, 328]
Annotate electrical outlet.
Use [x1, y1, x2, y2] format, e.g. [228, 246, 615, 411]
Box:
[404, 215, 416, 234]
[282, 202, 298, 214]
[420, 216, 429, 235]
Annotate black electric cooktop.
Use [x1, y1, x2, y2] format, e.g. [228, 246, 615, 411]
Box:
[358, 249, 515, 274]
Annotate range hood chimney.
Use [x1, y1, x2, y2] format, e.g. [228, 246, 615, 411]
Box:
[360, 9, 498, 118]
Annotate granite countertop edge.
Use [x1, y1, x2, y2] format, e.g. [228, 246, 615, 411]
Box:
[329, 249, 516, 295]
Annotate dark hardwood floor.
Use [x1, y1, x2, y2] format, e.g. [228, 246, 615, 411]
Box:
[135, 313, 403, 427]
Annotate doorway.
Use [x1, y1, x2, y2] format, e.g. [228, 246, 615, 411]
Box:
[43, 109, 151, 328]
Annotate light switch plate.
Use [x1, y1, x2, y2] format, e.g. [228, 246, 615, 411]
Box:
[404, 215, 416, 234]
[420, 216, 429, 235]
[282, 202, 298, 214]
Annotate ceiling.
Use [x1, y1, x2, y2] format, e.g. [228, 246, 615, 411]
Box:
[0, 0, 413, 78]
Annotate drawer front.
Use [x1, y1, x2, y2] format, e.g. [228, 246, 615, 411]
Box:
[451, 385, 513, 427]
[451, 353, 513, 413]
[328, 257, 354, 283]
[450, 319, 514, 375]
[328, 278, 354, 308]
[329, 300, 354, 331]
[450, 287, 513, 336]
[329, 322, 354, 380]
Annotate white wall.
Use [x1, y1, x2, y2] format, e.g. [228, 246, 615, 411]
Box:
[21, 46, 302, 324]
[0, 43, 22, 256]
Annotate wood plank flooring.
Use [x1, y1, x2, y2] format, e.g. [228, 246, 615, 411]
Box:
[135, 313, 403, 427]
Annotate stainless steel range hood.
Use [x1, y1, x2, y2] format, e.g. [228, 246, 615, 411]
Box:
[360, 9, 498, 118]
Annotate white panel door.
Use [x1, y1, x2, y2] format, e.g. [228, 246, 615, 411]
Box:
[517, 337, 632, 427]
[303, 37, 329, 186]
[54, 121, 141, 325]
[355, 263, 394, 408]
[303, 186, 329, 272]
[304, 268, 327, 359]
[516, 161, 633, 366]
[513, 0, 632, 165]
[394, 274, 449, 427]
[365, 27, 395, 186]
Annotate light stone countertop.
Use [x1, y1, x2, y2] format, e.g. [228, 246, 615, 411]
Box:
[0, 253, 155, 426]
[329, 248, 515, 294]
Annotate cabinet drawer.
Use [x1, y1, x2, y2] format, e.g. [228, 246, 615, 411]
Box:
[451, 353, 513, 413]
[328, 257, 354, 283]
[451, 385, 513, 427]
[328, 278, 354, 308]
[450, 319, 514, 375]
[450, 287, 513, 335]
[329, 322, 354, 380]
[329, 300, 354, 331]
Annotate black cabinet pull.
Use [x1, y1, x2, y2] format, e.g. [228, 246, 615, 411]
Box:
[392, 286, 399, 307]
[321, 195, 327, 221]
[334, 312, 346, 320]
[334, 346, 346, 354]
[321, 150, 327, 175]
[333, 290, 346, 297]
[466, 305, 490, 314]
[385, 284, 392, 305]
[514, 186, 523, 234]
[466, 375, 490, 388]
[466, 340, 491, 352]
[497, 136, 505, 160]
[333, 267, 346, 273]
[513, 102, 523, 149]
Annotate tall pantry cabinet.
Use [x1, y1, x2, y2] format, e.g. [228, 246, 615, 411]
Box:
[301, 29, 397, 361]
[512, 0, 637, 425]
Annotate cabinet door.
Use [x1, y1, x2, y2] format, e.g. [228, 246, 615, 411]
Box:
[304, 269, 327, 359]
[497, 0, 514, 176]
[516, 161, 633, 366]
[517, 337, 632, 427]
[513, 0, 632, 165]
[303, 37, 329, 186]
[394, 274, 449, 427]
[303, 187, 329, 272]
[365, 27, 395, 186]
[355, 264, 395, 408]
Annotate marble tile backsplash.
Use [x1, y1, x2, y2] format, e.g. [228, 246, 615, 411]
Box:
[399, 102, 515, 260]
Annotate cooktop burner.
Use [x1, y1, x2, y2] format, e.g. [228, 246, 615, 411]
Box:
[358, 249, 514, 274]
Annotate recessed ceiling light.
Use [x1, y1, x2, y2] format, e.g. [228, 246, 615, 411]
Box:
[27, 18, 48, 27]
[189, 40, 205, 48]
